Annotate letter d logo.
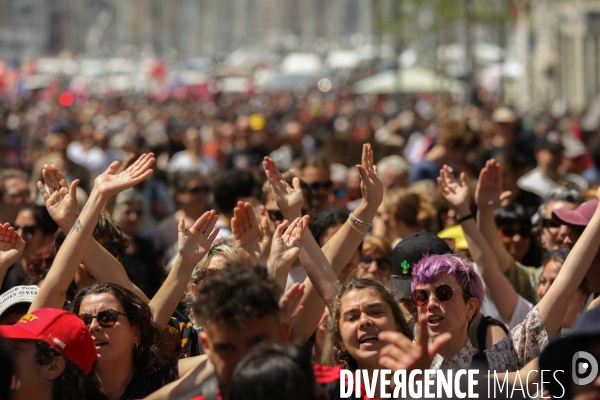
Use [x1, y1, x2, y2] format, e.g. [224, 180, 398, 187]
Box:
[572, 351, 599, 385]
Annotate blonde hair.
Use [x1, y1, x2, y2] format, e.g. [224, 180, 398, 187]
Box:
[185, 238, 241, 327]
[383, 188, 435, 230]
[361, 235, 392, 260]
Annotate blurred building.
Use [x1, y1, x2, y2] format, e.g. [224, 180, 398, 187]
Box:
[517, 0, 600, 110]
[0, 0, 374, 57]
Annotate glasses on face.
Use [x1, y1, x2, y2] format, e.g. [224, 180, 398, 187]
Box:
[13, 224, 38, 240]
[411, 283, 470, 307]
[8, 190, 30, 200]
[542, 218, 560, 230]
[186, 186, 210, 194]
[309, 180, 333, 191]
[267, 209, 308, 222]
[359, 255, 392, 270]
[78, 309, 128, 328]
[499, 226, 530, 240]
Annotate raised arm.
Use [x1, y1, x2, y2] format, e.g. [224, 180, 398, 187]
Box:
[438, 165, 519, 324]
[30, 154, 155, 312]
[537, 189, 600, 336]
[37, 164, 150, 303]
[264, 144, 383, 338]
[231, 201, 272, 267]
[264, 143, 381, 272]
[150, 211, 219, 328]
[476, 159, 514, 273]
[0, 223, 25, 288]
[268, 216, 309, 291]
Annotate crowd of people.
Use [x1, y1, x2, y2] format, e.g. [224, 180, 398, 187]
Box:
[1, 90, 600, 399]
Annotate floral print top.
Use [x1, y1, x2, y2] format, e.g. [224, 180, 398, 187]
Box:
[431, 305, 548, 371]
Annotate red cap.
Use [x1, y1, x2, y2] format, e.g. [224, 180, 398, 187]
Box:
[0, 308, 97, 373]
[552, 199, 599, 227]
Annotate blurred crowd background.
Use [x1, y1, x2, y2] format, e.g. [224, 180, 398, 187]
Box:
[2, 0, 600, 297]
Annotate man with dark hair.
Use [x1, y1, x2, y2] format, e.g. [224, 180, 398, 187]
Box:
[0, 169, 31, 224]
[148, 264, 364, 400]
[212, 169, 256, 239]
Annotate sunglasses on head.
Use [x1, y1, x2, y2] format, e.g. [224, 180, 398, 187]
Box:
[499, 226, 530, 238]
[13, 224, 38, 240]
[267, 209, 308, 222]
[196, 267, 220, 284]
[78, 309, 128, 328]
[411, 283, 470, 307]
[186, 186, 210, 194]
[309, 180, 333, 190]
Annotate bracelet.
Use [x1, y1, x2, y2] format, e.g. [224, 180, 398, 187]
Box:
[349, 213, 372, 227]
[347, 218, 368, 235]
[457, 214, 474, 224]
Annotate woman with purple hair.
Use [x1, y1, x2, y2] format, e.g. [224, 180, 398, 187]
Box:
[379, 165, 600, 374]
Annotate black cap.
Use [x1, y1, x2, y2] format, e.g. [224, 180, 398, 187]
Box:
[536, 131, 563, 151]
[539, 306, 600, 398]
[388, 232, 452, 300]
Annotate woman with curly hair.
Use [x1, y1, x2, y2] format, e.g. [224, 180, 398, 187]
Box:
[323, 279, 412, 371]
[29, 154, 217, 399]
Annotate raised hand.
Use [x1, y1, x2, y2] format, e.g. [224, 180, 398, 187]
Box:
[0, 223, 26, 269]
[279, 282, 305, 331]
[437, 165, 469, 212]
[357, 143, 383, 212]
[178, 210, 220, 266]
[93, 153, 155, 199]
[475, 159, 511, 209]
[37, 164, 79, 230]
[263, 157, 304, 217]
[269, 216, 310, 271]
[232, 201, 272, 266]
[379, 313, 452, 373]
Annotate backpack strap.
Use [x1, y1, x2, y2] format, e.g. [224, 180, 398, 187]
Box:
[476, 315, 509, 351]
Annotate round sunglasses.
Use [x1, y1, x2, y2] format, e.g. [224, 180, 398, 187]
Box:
[411, 283, 470, 307]
[78, 309, 128, 328]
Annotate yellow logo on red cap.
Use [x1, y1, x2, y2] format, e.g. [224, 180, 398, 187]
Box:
[19, 314, 39, 323]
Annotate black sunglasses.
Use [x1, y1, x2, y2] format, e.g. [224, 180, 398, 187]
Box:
[309, 180, 333, 190]
[499, 226, 530, 238]
[411, 283, 470, 307]
[186, 186, 210, 194]
[542, 218, 560, 229]
[13, 224, 38, 240]
[78, 309, 128, 328]
[360, 255, 392, 270]
[267, 209, 308, 222]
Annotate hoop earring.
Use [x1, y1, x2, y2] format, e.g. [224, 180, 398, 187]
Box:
[133, 342, 139, 350]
